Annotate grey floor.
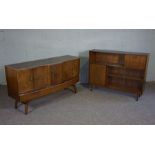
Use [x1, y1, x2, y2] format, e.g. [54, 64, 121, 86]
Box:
[0, 83, 155, 125]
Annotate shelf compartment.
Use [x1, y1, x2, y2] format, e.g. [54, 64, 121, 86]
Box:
[91, 62, 124, 68]
[108, 73, 144, 81]
[107, 76, 142, 93]
[108, 84, 140, 94]
[107, 66, 145, 80]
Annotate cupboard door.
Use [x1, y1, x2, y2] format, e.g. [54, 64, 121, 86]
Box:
[89, 64, 106, 86]
[51, 64, 62, 85]
[63, 60, 79, 81]
[125, 55, 147, 70]
[95, 53, 120, 64]
[33, 66, 50, 90]
[18, 69, 34, 94]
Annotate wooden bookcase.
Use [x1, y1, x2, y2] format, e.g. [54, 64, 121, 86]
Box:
[89, 49, 149, 100]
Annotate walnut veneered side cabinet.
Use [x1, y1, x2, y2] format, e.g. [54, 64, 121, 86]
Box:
[5, 55, 80, 114]
[89, 49, 149, 100]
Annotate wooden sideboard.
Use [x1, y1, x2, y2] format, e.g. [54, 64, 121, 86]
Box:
[5, 55, 80, 114]
[89, 49, 149, 100]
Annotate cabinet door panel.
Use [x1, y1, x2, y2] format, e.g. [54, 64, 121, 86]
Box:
[33, 66, 50, 90]
[18, 69, 33, 94]
[125, 55, 147, 70]
[89, 64, 106, 86]
[63, 60, 79, 81]
[95, 53, 119, 64]
[51, 64, 62, 85]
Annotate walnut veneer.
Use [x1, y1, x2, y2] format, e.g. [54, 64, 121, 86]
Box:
[89, 49, 149, 100]
[5, 55, 80, 114]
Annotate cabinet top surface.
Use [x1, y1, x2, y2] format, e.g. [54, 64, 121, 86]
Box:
[90, 49, 150, 55]
[6, 55, 79, 69]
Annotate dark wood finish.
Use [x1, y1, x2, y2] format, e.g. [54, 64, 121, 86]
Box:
[33, 66, 51, 90]
[5, 55, 80, 114]
[72, 84, 77, 93]
[5, 67, 19, 99]
[124, 55, 147, 70]
[51, 64, 63, 85]
[89, 64, 106, 87]
[24, 102, 29, 115]
[63, 59, 80, 81]
[89, 49, 149, 100]
[15, 100, 18, 109]
[17, 69, 34, 94]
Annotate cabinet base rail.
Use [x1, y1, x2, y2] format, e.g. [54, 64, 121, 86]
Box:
[14, 83, 77, 114]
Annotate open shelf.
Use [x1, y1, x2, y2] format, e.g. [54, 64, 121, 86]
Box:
[108, 84, 140, 94]
[91, 62, 124, 68]
[108, 73, 144, 81]
[107, 65, 144, 81]
[89, 50, 149, 99]
[107, 76, 142, 94]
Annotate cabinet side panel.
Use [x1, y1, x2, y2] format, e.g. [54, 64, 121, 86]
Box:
[89, 52, 93, 84]
[77, 58, 80, 82]
[141, 55, 150, 94]
[89, 64, 95, 84]
[5, 66, 19, 100]
[143, 55, 149, 81]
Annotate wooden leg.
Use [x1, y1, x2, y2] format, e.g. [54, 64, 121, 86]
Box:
[136, 94, 139, 101]
[72, 84, 77, 94]
[25, 103, 29, 115]
[140, 91, 143, 96]
[90, 84, 93, 91]
[15, 100, 18, 109]
[67, 85, 77, 94]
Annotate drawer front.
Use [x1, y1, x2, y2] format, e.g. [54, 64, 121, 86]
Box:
[17, 69, 34, 94]
[63, 59, 80, 81]
[125, 55, 147, 70]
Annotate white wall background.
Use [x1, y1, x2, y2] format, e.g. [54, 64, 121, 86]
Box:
[0, 29, 155, 84]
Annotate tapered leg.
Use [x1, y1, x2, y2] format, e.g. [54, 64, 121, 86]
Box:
[72, 84, 77, 94]
[67, 85, 77, 93]
[89, 84, 93, 91]
[136, 94, 139, 101]
[25, 103, 29, 115]
[15, 100, 18, 109]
